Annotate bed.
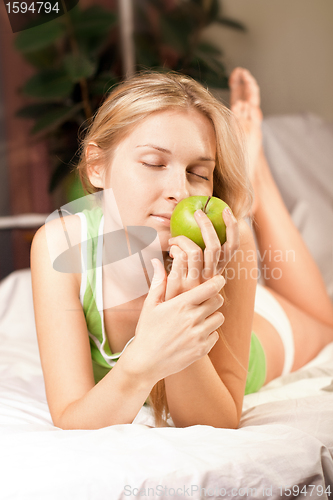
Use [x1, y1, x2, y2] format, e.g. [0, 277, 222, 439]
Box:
[0, 114, 332, 499]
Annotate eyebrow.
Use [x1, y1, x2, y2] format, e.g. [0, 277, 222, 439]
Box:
[136, 144, 215, 162]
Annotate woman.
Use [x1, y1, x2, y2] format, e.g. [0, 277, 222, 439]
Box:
[31, 68, 333, 430]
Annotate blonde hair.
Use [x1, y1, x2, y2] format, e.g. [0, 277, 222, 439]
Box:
[76, 71, 253, 426]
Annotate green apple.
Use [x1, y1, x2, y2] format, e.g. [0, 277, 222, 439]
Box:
[170, 195, 229, 250]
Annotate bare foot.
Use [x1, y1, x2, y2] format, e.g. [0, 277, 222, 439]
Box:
[229, 67, 261, 108]
[229, 68, 264, 215]
[231, 100, 263, 181]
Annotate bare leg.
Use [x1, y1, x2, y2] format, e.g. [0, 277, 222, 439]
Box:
[229, 67, 333, 382]
[252, 152, 333, 327]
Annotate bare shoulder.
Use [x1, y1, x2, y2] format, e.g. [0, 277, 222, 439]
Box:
[31, 214, 82, 290]
[224, 217, 257, 290]
[223, 217, 257, 276]
[238, 217, 256, 252]
[31, 213, 84, 322]
[32, 213, 82, 258]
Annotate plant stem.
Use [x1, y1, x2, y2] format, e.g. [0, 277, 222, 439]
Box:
[60, 0, 93, 120]
[203, 195, 212, 213]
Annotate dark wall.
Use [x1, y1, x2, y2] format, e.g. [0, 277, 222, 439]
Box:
[0, 61, 14, 279]
[0, 4, 54, 278]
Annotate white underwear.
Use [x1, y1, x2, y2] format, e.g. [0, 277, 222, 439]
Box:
[254, 284, 295, 376]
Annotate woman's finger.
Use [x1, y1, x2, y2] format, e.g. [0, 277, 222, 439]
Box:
[168, 235, 203, 285]
[193, 209, 221, 280]
[164, 245, 188, 301]
[168, 244, 187, 282]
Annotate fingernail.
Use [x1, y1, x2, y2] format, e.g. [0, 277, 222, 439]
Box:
[215, 274, 225, 287]
[224, 207, 236, 221]
[195, 209, 204, 217]
[151, 259, 164, 289]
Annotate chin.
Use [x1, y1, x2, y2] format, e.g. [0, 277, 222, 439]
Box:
[144, 219, 170, 248]
[158, 235, 171, 253]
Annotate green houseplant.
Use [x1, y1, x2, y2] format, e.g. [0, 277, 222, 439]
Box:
[15, 0, 245, 201]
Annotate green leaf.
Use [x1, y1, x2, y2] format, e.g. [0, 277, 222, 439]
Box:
[14, 21, 66, 54]
[196, 42, 222, 57]
[16, 102, 61, 119]
[216, 17, 246, 31]
[31, 103, 83, 135]
[195, 68, 228, 89]
[64, 53, 96, 83]
[76, 35, 108, 58]
[22, 69, 74, 100]
[134, 36, 160, 69]
[89, 72, 118, 96]
[160, 16, 190, 54]
[188, 55, 228, 89]
[193, 49, 226, 74]
[64, 173, 86, 203]
[71, 6, 117, 37]
[49, 161, 73, 192]
[21, 46, 58, 69]
[204, 0, 220, 25]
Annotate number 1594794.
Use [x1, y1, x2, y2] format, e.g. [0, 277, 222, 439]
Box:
[5, 2, 60, 14]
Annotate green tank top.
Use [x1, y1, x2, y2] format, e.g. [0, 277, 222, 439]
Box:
[77, 207, 134, 384]
[77, 207, 266, 393]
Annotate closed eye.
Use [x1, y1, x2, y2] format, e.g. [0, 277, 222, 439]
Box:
[142, 163, 209, 181]
[191, 172, 209, 181]
[142, 163, 164, 168]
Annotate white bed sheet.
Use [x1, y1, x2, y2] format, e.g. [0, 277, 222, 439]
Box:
[0, 269, 333, 499]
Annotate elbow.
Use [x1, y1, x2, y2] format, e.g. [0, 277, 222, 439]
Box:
[53, 414, 93, 431]
[172, 416, 239, 430]
[52, 411, 75, 431]
[52, 404, 134, 430]
[53, 409, 98, 430]
[213, 410, 240, 430]
[170, 405, 240, 430]
[51, 404, 86, 431]
[214, 408, 240, 430]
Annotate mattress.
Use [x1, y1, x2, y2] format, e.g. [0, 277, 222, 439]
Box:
[0, 269, 332, 499]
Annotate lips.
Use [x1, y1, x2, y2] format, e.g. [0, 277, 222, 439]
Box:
[151, 213, 172, 220]
[150, 213, 172, 226]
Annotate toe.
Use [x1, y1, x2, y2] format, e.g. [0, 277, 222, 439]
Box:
[242, 70, 261, 107]
[229, 67, 246, 106]
[229, 67, 244, 87]
[250, 105, 263, 124]
[229, 68, 261, 108]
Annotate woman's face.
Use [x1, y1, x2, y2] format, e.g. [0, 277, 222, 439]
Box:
[103, 108, 216, 251]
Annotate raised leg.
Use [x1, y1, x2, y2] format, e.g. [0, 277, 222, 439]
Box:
[229, 67, 333, 381]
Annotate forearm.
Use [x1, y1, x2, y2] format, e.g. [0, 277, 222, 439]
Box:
[164, 355, 239, 429]
[56, 357, 155, 430]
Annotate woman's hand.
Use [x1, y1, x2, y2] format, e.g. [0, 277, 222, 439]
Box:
[165, 206, 239, 300]
[122, 261, 226, 384]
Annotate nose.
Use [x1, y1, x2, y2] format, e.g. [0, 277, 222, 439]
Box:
[165, 169, 190, 204]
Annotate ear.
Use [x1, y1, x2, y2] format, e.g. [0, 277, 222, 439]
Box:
[86, 142, 105, 189]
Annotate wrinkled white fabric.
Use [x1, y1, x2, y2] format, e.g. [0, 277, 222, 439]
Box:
[0, 270, 332, 499]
